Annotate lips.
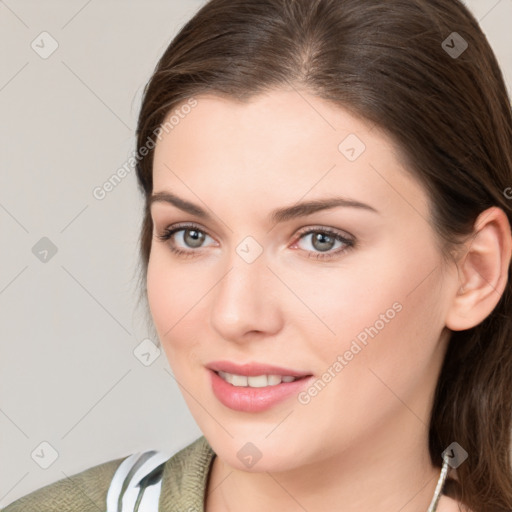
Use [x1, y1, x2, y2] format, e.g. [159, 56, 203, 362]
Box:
[209, 368, 315, 412]
[206, 360, 312, 378]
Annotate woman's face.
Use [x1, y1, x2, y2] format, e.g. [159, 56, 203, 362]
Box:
[147, 88, 458, 472]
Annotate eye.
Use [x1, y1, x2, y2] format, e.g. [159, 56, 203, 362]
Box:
[155, 222, 216, 258]
[292, 227, 355, 260]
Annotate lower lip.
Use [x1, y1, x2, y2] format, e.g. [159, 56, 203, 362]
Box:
[209, 369, 314, 412]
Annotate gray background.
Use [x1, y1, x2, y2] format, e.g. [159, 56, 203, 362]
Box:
[0, 0, 510, 506]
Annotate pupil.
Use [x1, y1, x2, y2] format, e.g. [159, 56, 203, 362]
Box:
[185, 229, 204, 248]
[313, 232, 334, 252]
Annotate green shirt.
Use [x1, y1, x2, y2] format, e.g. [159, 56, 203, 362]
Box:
[1, 436, 216, 511]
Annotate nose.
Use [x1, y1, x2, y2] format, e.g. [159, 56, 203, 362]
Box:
[209, 250, 283, 342]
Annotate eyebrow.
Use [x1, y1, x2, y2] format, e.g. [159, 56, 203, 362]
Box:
[149, 191, 379, 224]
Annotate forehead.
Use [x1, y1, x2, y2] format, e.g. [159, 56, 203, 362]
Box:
[151, 89, 429, 223]
[156, 89, 383, 156]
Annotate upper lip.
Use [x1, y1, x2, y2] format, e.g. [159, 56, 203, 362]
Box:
[207, 360, 312, 377]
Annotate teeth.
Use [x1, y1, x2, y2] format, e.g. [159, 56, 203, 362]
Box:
[217, 371, 299, 387]
[267, 375, 282, 385]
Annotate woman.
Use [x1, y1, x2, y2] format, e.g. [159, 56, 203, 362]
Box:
[3, 0, 511, 511]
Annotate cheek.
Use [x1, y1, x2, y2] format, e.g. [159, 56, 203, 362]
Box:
[146, 253, 174, 337]
[293, 242, 444, 374]
[294, 265, 445, 438]
[146, 251, 199, 348]
[284, 259, 403, 350]
[146, 249, 216, 374]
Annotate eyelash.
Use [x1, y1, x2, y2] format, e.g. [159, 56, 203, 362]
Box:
[155, 222, 356, 261]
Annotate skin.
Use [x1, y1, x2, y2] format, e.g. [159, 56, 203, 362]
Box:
[146, 87, 511, 512]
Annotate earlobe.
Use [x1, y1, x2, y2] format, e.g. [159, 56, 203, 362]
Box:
[445, 206, 512, 332]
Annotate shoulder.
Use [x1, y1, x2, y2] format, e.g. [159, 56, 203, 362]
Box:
[0, 437, 216, 512]
[105, 436, 215, 511]
[1, 455, 128, 512]
[159, 436, 216, 509]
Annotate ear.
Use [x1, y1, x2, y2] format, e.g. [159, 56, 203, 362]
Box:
[445, 206, 512, 331]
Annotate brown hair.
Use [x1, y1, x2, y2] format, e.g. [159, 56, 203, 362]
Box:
[134, 0, 512, 510]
